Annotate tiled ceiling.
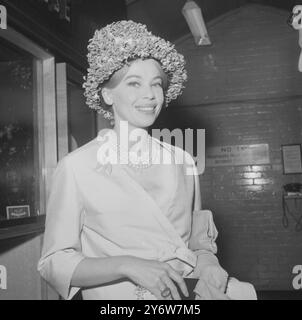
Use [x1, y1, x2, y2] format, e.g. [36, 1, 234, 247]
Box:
[126, 0, 299, 42]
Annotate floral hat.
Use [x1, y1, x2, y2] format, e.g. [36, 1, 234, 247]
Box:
[83, 20, 187, 120]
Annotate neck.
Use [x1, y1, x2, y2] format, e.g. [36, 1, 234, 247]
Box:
[113, 120, 150, 148]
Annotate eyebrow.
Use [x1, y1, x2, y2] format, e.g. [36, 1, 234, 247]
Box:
[124, 75, 163, 81]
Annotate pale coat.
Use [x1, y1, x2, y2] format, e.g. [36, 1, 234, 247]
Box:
[38, 135, 220, 300]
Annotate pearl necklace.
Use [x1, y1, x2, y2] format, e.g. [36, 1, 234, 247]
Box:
[111, 136, 159, 171]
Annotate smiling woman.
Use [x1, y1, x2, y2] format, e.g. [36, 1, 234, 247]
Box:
[101, 59, 165, 130]
[37, 20, 233, 301]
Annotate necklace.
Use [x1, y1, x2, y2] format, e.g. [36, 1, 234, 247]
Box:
[96, 129, 161, 172]
[113, 136, 159, 171]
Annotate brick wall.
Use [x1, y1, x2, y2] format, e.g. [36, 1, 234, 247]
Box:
[155, 4, 302, 290]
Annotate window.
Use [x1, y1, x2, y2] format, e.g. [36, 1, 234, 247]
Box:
[56, 63, 97, 160]
[0, 28, 56, 236]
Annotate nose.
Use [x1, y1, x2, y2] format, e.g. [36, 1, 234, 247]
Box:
[142, 84, 155, 100]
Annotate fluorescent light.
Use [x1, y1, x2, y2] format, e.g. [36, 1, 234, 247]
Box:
[182, 0, 211, 45]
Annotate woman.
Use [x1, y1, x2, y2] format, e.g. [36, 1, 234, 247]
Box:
[37, 20, 229, 300]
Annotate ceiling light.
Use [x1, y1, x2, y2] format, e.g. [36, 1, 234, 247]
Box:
[182, 0, 211, 46]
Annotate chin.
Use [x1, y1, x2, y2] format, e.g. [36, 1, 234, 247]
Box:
[133, 115, 157, 129]
[134, 108, 161, 128]
[136, 119, 156, 129]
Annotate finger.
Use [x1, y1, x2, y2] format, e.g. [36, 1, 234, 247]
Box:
[151, 277, 169, 300]
[165, 266, 189, 297]
[161, 276, 182, 300]
[157, 280, 172, 301]
[153, 288, 166, 300]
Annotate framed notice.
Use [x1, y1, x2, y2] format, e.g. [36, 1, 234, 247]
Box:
[281, 144, 302, 174]
[206, 144, 270, 167]
[6, 205, 30, 220]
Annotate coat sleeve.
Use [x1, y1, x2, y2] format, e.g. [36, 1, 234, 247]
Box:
[37, 157, 86, 300]
[188, 158, 222, 277]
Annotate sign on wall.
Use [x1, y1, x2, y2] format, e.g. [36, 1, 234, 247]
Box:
[281, 144, 302, 174]
[206, 143, 270, 167]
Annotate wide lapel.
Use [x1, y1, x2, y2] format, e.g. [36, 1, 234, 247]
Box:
[94, 135, 197, 269]
[117, 166, 197, 270]
[115, 151, 187, 251]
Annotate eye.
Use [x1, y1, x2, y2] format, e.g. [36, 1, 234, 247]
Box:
[152, 81, 163, 88]
[127, 81, 140, 88]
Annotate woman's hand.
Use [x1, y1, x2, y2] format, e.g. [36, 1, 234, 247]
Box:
[120, 256, 189, 300]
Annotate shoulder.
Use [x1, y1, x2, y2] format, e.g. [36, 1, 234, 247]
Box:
[58, 138, 99, 171]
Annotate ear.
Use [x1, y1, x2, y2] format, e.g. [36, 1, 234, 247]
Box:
[101, 87, 113, 106]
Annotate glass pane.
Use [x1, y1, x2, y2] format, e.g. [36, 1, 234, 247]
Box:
[0, 37, 38, 223]
[67, 79, 96, 151]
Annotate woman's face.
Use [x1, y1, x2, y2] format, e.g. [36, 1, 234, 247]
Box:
[102, 59, 166, 130]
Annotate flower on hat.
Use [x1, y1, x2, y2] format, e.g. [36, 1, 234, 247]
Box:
[83, 20, 187, 120]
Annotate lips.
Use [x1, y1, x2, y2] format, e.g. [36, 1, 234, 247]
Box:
[135, 104, 157, 113]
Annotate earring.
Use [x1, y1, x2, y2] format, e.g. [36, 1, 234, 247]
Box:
[110, 118, 115, 127]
